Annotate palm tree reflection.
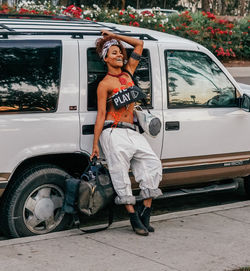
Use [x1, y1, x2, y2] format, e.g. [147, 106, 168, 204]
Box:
[0, 41, 61, 112]
[167, 51, 235, 107]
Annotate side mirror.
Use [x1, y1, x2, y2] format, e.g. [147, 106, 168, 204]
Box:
[241, 94, 250, 112]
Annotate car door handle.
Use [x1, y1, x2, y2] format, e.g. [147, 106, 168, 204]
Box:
[165, 121, 180, 131]
[82, 124, 94, 135]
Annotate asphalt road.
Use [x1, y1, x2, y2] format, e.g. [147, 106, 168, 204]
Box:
[237, 76, 250, 85]
[237, 77, 250, 85]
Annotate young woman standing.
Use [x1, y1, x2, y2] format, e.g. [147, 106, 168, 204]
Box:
[90, 30, 162, 236]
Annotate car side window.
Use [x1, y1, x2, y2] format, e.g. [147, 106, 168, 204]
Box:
[165, 50, 237, 108]
[0, 40, 61, 113]
[87, 48, 152, 111]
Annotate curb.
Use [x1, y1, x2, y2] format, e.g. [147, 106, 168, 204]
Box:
[0, 200, 250, 248]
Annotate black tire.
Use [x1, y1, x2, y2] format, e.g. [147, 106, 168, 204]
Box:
[244, 175, 250, 199]
[0, 164, 71, 238]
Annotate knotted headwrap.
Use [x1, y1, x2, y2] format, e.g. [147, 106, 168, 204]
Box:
[100, 39, 119, 60]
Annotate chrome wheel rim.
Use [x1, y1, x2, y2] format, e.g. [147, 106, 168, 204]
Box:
[23, 184, 65, 234]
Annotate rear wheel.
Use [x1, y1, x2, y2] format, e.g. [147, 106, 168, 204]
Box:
[1, 164, 71, 238]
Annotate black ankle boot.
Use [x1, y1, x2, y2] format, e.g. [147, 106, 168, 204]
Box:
[138, 205, 154, 232]
[129, 212, 149, 236]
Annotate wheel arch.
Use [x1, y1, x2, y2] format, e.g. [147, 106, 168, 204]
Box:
[3, 152, 90, 195]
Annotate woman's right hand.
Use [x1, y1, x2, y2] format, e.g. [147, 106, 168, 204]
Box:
[90, 145, 99, 161]
[101, 29, 116, 38]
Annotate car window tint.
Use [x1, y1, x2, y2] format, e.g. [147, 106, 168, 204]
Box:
[87, 48, 152, 111]
[0, 40, 61, 113]
[165, 50, 237, 108]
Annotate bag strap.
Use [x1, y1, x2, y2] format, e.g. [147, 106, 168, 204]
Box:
[123, 68, 139, 87]
[123, 68, 150, 113]
[76, 203, 114, 233]
[80, 156, 98, 179]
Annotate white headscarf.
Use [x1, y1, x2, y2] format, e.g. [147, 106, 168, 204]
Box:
[100, 39, 119, 60]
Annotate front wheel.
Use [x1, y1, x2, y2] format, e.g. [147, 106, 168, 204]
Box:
[1, 164, 71, 238]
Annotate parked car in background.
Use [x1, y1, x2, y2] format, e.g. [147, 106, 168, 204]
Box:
[136, 8, 179, 16]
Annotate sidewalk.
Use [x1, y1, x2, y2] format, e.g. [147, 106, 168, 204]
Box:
[0, 201, 250, 271]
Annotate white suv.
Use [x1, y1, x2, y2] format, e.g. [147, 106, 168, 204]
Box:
[0, 15, 250, 238]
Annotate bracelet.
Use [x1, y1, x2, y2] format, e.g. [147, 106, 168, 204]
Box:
[130, 51, 141, 61]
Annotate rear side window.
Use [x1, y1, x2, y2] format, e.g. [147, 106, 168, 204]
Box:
[87, 48, 152, 111]
[0, 40, 61, 113]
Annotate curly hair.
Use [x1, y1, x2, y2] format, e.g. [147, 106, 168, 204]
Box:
[95, 36, 127, 64]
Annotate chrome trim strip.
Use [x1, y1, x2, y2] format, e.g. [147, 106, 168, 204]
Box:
[162, 152, 250, 168]
[162, 159, 249, 174]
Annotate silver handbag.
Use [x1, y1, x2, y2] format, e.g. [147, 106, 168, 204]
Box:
[134, 105, 162, 137]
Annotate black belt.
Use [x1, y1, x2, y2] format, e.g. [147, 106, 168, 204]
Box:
[103, 122, 137, 131]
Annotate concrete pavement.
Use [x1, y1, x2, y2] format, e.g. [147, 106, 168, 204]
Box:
[1, 201, 250, 271]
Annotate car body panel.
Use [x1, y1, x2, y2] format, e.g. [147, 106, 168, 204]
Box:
[0, 18, 249, 206]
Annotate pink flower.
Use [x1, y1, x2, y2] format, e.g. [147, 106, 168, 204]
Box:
[141, 10, 153, 16]
[133, 21, 139, 27]
[226, 23, 234, 29]
[218, 19, 228, 24]
[189, 29, 199, 35]
[229, 48, 236, 57]
[206, 12, 216, 20]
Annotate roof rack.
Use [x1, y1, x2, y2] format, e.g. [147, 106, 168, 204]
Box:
[0, 14, 158, 41]
[0, 31, 157, 40]
[0, 14, 84, 21]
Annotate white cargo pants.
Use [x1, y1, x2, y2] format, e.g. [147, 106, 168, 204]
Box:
[99, 127, 162, 205]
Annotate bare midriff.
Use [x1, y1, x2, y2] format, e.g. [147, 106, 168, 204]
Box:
[106, 81, 135, 127]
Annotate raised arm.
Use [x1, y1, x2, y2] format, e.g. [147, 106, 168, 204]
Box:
[90, 81, 108, 160]
[101, 30, 143, 75]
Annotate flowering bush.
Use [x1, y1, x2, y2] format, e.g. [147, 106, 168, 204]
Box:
[0, 1, 62, 16]
[0, 2, 249, 61]
[166, 10, 250, 60]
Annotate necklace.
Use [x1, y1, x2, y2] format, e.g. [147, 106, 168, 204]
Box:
[107, 72, 127, 85]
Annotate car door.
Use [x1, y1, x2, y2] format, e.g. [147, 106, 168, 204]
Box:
[159, 43, 250, 185]
[79, 41, 163, 158]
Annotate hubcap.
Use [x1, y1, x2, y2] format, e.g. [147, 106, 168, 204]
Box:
[34, 198, 55, 220]
[23, 184, 65, 234]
